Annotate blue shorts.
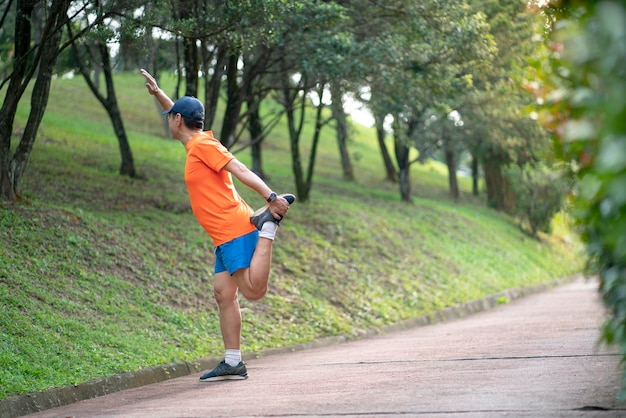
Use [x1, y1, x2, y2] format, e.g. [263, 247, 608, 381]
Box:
[214, 230, 259, 275]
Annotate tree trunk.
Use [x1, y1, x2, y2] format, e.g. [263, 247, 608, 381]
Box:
[483, 159, 501, 209]
[218, 46, 272, 148]
[175, 39, 183, 100]
[0, 0, 36, 201]
[282, 64, 309, 201]
[374, 113, 397, 182]
[444, 147, 459, 199]
[471, 152, 479, 196]
[108, 106, 136, 177]
[12, 10, 66, 196]
[99, 44, 136, 177]
[72, 39, 137, 177]
[183, 36, 199, 97]
[248, 94, 268, 179]
[394, 133, 411, 202]
[483, 159, 514, 211]
[288, 82, 328, 203]
[285, 96, 307, 201]
[220, 53, 243, 147]
[330, 83, 354, 181]
[503, 180, 515, 213]
[203, 42, 226, 131]
[305, 94, 324, 193]
[0, 94, 19, 200]
[0, 0, 70, 201]
[90, 43, 101, 91]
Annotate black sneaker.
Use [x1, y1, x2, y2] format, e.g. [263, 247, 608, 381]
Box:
[199, 360, 248, 382]
[281, 193, 296, 205]
[250, 193, 296, 230]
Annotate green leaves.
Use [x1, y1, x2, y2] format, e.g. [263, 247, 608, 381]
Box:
[536, 0, 626, 399]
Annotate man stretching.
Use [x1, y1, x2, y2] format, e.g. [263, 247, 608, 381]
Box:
[141, 69, 295, 381]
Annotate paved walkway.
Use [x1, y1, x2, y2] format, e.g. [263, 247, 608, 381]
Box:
[22, 278, 626, 417]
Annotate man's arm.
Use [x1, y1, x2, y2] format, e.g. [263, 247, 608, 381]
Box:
[224, 158, 289, 218]
[140, 69, 174, 111]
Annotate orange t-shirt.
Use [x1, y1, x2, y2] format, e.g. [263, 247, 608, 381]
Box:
[184, 131, 256, 247]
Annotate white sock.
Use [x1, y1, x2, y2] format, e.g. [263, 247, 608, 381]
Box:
[259, 221, 278, 240]
[225, 349, 242, 366]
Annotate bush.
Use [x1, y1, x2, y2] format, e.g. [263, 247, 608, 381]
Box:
[534, 0, 626, 399]
[506, 164, 570, 238]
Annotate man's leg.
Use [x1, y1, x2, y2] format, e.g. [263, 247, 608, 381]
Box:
[214, 271, 241, 351]
[199, 271, 248, 382]
[233, 192, 295, 300]
[231, 234, 274, 301]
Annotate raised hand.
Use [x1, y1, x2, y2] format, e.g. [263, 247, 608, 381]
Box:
[140, 69, 159, 95]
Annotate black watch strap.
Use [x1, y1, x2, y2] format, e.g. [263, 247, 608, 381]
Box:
[266, 192, 277, 202]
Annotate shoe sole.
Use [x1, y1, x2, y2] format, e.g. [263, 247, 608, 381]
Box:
[250, 193, 296, 230]
[281, 193, 296, 205]
[199, 374, 248, 382]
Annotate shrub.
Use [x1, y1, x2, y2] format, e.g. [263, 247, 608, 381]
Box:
[506, 164, 570, 238]
[534, 0, 626, 399]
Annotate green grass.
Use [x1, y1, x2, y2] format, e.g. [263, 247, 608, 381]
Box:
[0, 72, 584, 399]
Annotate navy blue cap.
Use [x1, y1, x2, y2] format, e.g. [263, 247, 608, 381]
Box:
[162, 96, 204, 122]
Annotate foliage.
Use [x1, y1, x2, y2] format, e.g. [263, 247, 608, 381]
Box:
[0, 72, 583, 399]
[460, 0, 552, 211]
[270, 0, 353, 202]
[506, 163, 571, 237]
[359, 0, 496, 202]
[1, 0, 565, 211]
[532, 0, 626, 398]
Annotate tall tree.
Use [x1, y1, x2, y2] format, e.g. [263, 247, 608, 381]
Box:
[464, 0, 546, 211]
[0, 0, 37, 201]
[366, 0, 493, 202]
[0, 0, 105, 201]
[417, 109, 468, 199]
[10, 0, 71, 194]
[0, 0, 148, 200]
[339, 0, 401, 184]
[243, 45, 284, 178]
[70, 34, 137, 177]
[274, 0, 354, 202]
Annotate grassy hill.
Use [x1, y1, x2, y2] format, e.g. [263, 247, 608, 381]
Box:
[0, 71, 583, 399]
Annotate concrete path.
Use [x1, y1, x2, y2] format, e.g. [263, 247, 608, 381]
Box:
[23, 278, 625, 417]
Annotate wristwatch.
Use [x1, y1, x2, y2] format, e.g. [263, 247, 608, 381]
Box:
[266, 192, 277, 202]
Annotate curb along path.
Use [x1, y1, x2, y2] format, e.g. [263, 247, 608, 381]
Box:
[10, 277, 626, 417]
